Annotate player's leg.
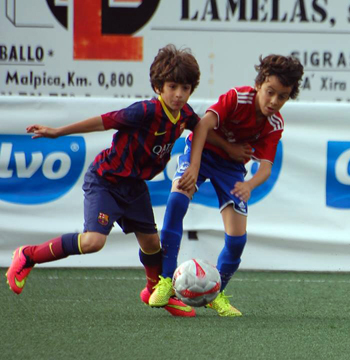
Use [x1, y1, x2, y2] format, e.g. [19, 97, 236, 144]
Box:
[6, 169, 115, 295]
[218, 207, 247, 291]
[24, 231, 106, 262]
[136, 231, 196, 317]
[136, 232, 162, 294]
[161, 184, 196, 279]
[203, 156, 247, 316]
[117, 178, 163, 296]
[115, 178, 193, 316]
[205, 207, 246, 316]
[148, 183, 195, 307]
[125, 186, 195, 316]
[148, 143, 198, 307]
[6, 231, 107, 295]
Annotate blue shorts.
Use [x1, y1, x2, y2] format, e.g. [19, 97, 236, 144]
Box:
[82, 166, 158, 235]
[174, 138, 248, 215]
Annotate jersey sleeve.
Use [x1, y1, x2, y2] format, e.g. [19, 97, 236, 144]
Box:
[207, 88, 238, 125]
[252, 130, 282, 164]
[101, 101, 146, 130]
[183, 104, 200, 131]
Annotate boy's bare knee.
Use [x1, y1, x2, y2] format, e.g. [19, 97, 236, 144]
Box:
[81, 232, 107, 253]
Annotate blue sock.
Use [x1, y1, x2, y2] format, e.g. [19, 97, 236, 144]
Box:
[161, 192, 190, 278]
[61, 233, 81, 255]
[217, 233, 247, 291]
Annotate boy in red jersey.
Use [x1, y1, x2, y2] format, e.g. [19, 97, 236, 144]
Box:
[149, 54, 304, 316]
[6, 44, 200, 317]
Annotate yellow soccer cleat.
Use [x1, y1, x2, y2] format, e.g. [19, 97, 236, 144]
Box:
[206, 291, 242, 317]
[148, 276, 174, 307]
[140, 287, 196, 317]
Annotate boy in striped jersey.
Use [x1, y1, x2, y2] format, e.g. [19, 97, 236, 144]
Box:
[6, 44, 201, 317]
[149, 54, 304, 316]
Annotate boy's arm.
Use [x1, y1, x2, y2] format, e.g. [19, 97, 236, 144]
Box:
[231, 160, 272, 202]
[27, 116, 105, 139]
[177, 111, 218, 191]
[206, 130, 253, 163]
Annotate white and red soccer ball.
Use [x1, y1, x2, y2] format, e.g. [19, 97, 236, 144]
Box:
[172, 259, 221, 307]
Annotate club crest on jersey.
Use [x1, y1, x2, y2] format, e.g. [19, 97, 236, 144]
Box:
[98, 212, 109, 226]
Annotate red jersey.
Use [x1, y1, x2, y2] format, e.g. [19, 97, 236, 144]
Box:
[191, 86, 284, 164]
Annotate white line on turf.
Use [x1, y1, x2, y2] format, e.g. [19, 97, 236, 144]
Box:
[39, 276, 350, 284]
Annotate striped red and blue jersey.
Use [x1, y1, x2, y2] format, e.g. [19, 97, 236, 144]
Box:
[190, 86, 284, 164]
[92, 96, 200, 182]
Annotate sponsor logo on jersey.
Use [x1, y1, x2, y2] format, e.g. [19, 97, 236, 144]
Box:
[0, 135, 85, 205]
[326, 141, 350, 209]
[152, 143, 174, 158]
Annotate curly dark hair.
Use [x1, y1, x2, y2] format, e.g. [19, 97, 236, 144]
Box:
[255, 55, 304, 99]
[150, 44, 200, 94]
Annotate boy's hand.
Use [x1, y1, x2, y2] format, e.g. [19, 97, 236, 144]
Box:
[226, 143, 253, 163]
[177, 165, 198, 192]
[230, 181, 252, 202]
[26, 125, 59, 139]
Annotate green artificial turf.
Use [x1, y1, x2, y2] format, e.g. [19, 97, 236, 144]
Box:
[1, 268, 350, 360]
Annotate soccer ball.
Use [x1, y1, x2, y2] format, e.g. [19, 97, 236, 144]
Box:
[172, 258, 221, 307]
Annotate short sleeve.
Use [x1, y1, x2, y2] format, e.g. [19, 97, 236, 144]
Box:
[101, 101, 146, 130]
[207, 88, 238, 125]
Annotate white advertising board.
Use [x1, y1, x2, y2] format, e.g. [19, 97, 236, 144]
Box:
[2, 0, 350, 102]
[0, 96, 349, 271]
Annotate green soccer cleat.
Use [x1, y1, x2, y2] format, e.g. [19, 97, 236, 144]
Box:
[206, 291, 242, 317]
[6, 246, 34, 295]
[148, 276, 174, 307]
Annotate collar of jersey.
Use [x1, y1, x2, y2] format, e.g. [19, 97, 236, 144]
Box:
[158, 95, 180, 124]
